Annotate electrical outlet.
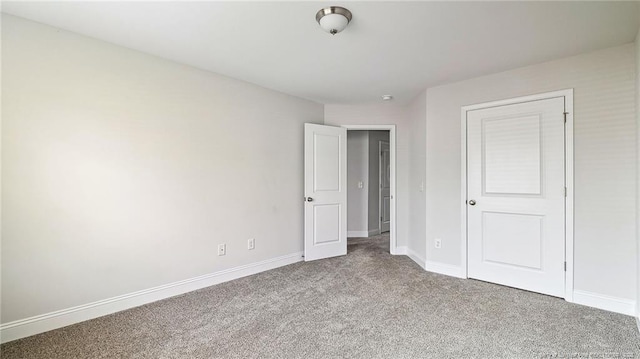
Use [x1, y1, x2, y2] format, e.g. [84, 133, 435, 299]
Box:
[218, 244, 226, 256]
[357, 181, 364, 189]
[248, 238, 255, 250]
[435, 238, 442, 249]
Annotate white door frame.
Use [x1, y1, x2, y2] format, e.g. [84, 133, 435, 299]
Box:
[460, 89, 574, 302]
[342, 125, 398, 255]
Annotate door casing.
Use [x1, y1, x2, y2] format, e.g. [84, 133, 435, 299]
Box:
[342, 125, 398, 255]
[460, 89, 574, 302]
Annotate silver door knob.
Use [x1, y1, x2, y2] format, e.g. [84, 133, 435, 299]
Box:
[306, 197, 314, 202]
[468, 200, 476, 206]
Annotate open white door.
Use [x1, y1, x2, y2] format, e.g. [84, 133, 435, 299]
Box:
[304, 123, 347, 261]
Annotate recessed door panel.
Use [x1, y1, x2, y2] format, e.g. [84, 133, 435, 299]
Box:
[483, 115, 541, 195]
[482, 212, 543, 270]
[314, 134, 341, 192]
[313, 204, 341, 244]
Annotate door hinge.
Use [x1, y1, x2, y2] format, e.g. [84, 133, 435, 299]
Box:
[564, 187, 567, 197]
[564, 261, 567, 271]
[563, 112, 568, 123]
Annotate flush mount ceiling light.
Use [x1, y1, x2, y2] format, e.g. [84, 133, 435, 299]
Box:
[316, 6, 352, 35]
[382, 95, 394, 101]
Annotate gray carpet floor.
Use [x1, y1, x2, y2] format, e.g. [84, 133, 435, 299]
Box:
[2, 233, 639, 358]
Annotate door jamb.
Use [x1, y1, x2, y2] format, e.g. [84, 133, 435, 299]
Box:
[342, 125, 398, 255]
[379, 140, 390, 233]
[459, 89, 574, 302]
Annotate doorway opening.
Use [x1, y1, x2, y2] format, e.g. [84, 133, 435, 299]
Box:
[302, 123, 397, 262]
[344, 125, 397, 255]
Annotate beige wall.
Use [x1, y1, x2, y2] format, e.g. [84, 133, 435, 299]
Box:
[1, 15, 323, 323]
[425, 44, 637, 300]
[346, 131, 369, 233]
[407, 91, 427, 261]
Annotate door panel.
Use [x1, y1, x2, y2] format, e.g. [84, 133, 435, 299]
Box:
[304, 124, 347, 261]
[313, 204, 341, 244]
[379, 141, 390, 233]
[467, 97, 565, 297]
[482, 212, 543, 270]
[483, 115, 541, 195]
[313, 134, 341, 191]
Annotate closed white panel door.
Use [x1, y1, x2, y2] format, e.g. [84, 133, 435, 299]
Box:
[379, 141, 391, 233]
[467, 97, 565, 297]
[304, 123, 347, 261]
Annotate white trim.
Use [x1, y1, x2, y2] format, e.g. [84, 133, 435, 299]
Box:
[636, 317, 640, 334]
[342, 125, 398, 255]
[424, 261, 466, 279]
[564, 92, 575, 302]
[462, 89, 574, 111]
[460, 105, 468, 278]
[396, 246, 425, 269]
[460, 89, 575, 301]
[0, 252, 303, 343]
[572, 290, 636, 317]
[395, 246, 425, 268]
[347, 231, 369, 238]
[407, 248, 426, 269]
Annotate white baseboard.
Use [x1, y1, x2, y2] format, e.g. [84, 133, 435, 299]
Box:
[424, 260, 466, 279]
[347, 231, 369, 238]
[394, 246, 425, 268]
[0, 252, 303, 343]
[394, 246, 407, 255]
[406, 248, 426, 269]
[636, 316, 640, 334]
[572, 290, 636, 316]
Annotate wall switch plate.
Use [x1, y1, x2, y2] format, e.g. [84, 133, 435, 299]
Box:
[435, 238, 442, 249]
[218, 244, 226, 256]
[248, 238, 255, 250]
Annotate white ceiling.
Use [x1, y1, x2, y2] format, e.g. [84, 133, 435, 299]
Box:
[3, 1, 638, 104]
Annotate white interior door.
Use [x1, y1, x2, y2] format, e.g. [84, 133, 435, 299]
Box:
[379, 141, 391, 233]
[304, 123, 347, 261]
[467, 97, 565, 297]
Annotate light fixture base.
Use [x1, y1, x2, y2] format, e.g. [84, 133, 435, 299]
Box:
[316, 6, 352, 35]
